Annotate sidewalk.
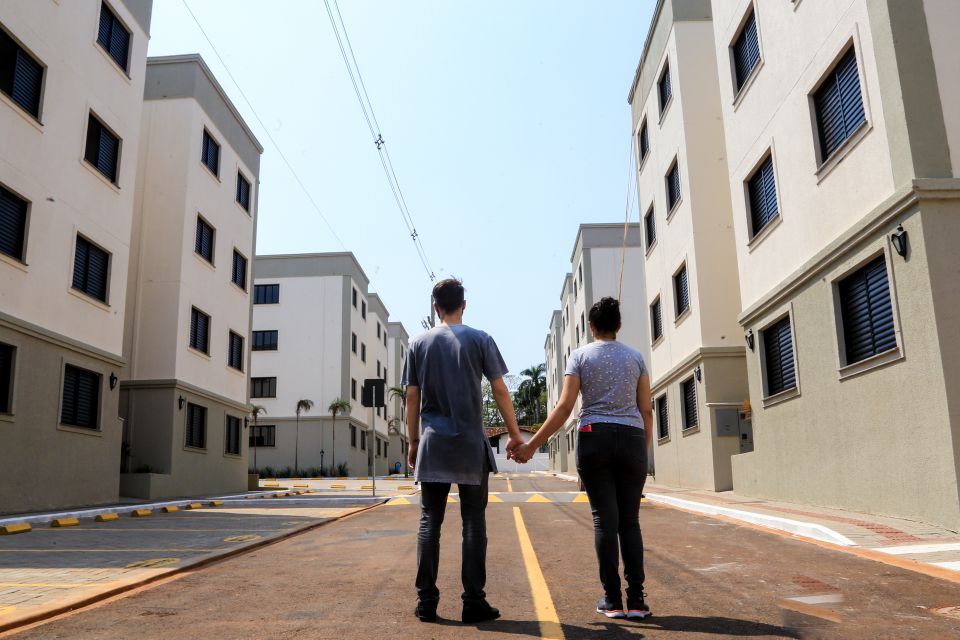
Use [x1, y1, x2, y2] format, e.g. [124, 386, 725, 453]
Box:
[546, 472, 960, 580]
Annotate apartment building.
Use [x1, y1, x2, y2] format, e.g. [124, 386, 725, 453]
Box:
[386, 321, 410, 475]
[250, 253, 406, 477]
[626, 0, 749, 492]
[544, 223, 650, 474]
[118, 55, 262, 499]
[0, 0, 152, 513]
[707, 0, 960, 528]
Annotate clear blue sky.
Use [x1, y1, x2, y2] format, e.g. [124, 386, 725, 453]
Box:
[148, 0, 654, 373]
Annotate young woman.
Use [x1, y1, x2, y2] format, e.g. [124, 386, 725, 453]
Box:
[512, 297, 653, 619]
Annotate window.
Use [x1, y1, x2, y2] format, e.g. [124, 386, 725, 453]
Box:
[236, 172, 251, 211]
[72, 235, 110, 303]
[377, 323, 381, 338]
[383, 333, 387, 347]
[185, 402, 207, 449]
[656, 394, 668, 440]
[361, 301, 367, 320]
[361, 343, 366, 363]
[838, 255, 896, 365]
[252, 330, 278, 351]
[681, 377, 697, 429]
[225, 415, 241, 455]
[350, 424, 357, 447]
[762, 316, 796, 396]
[575, 326, 580, 344]
[361, 430, 367, 451]
[231, 250, 247, 290]
[84, 113, 120, 184]
[96, 2, 131, 71]
[377, 361, 381, 377]
[732, 10, 760, 92]
[580, 312, 585, 335]
[0, 27, 44, 118]
[352, 287, 357, 308]
[666, 161, 681, 211]
[0, 343, 11, 414]
[674, 265, 689, 317]
[253, 284, 279, 304]
[383, 368, 387, 382]
[643, 206, 656, 251]
[201, 129, 220, 177]
[351, 378, 357, 400]
[658, 64, 672, 112]
[61, 364, 99, 429]
[747, 155, 778, 237]
[189, 307, 210, 354]
[250, 425, 275, 447]
[637, 121, 649, 164]
[195, 217, 214, 264]
[228, 331, 243, 371]
[651, 297, 663, 342]
[0, 185, 27, 262]
[376, 438, 381, 456]
[814, 48, 866, 162]
[351, 332, 357, 354]
[251, 377, 276, 398]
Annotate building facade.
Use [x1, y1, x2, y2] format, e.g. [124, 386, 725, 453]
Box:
[119, 55, 262, 499]
[0, 0, 153, 513]
[250, 253, 407, 477]
[708, 0, 960, 528]
[386, 321, 410, 475]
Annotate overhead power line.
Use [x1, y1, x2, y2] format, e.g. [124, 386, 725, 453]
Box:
[181, 0, 347, 250]
[322, 0, 436, 282]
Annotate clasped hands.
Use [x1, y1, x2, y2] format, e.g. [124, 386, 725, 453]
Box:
[506, 435, 535, 464]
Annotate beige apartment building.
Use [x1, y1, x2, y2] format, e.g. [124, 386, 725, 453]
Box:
[386, 321, 410, 475]
[627, 0, 749, 491]
[706, 0, 960, 529]
[250, 253, 407, 477]
[544, 223, 650, 475]
[0, 0, 153, 513]
[119, 55, 262, 499]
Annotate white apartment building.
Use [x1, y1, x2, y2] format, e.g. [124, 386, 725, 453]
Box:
[250, 253, 407, 477]
[386, 321, 410, 475]
[708, 0, 960, 529]
[544, 223, 649, 475]
[119, 55, 262, 499]
[366, 293, 393, 475]
[627, 0, 749, 492]
[0, 0, 152, 513]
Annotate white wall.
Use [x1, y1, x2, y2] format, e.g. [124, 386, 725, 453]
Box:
[923, 0, 960, 179]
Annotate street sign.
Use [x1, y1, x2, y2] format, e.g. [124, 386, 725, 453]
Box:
[361, 378, 385, 408]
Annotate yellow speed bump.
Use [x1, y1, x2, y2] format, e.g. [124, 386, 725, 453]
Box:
[398, 485, 414, 490]
[525, 494, 552, 503]
[263, 482, 279, 488]
[95, 513, 119, 522]
[185, 503, 203, 510]
[488, 495, 504, 503]
[293, 483, 309, 488]
[130, 509, 153, 518]
[0, 522, 31, 535]
[387, 497, 411, 506]
[50, 518, 80, 527]
[572, 494, 590, 503]
[330, 484, 347, 489]
[208, 500, 224, 507]
[336, 477, 349, 480]
[161, 506, 179, 513]
[360, 485, 374, 489]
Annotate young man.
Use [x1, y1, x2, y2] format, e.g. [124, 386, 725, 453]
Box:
[403, 278, 524, 624]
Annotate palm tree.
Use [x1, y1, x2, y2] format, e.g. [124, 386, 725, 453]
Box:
[249, 404, 266, 473]
[327, 398, 351, 475]
[520, 364, 546, 423]
[294, 398, 313, 475]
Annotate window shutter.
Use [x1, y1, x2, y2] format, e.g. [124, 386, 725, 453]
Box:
[644, 210, 656, 248]
[72, 237, 89, 292]
[85, 242, 109, 301]
[651, 299, 663, 341]
[733, 12, 760, 90]
[840, 256, 896, 364]
[62, 365, 98, 428]
[763, 316, 796, 396]
[667, 164, 681, 209]
[748, 156, 778, 235]
[12, 49, 43, 117]
[97, 125, 119, 183]
[675, 267, 689, 315]
[659, 67, 671, 109]
[682, 379, 697, 428]
[815, 49, 865, 160]
[0, 186, 27, 261]
[108, 18, 129, 69]
[657, 396, 668, 440]
[97, 6, 112, 50]
[0, 343, 11, 413]
[638, 123, 649, 162]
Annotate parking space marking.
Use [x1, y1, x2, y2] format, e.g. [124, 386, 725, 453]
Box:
[513, 507, 564, 639]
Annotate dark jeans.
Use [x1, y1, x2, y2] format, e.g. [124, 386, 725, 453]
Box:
[577, 422, 649, 602]
[416, 470, 489, 604]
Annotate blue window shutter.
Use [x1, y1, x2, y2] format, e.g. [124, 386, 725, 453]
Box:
[12, 49, 43, 117]
[72, 237, 90, 293]
[840, 256, 896, 364]
[85, 242, 109, 301]
[815, 49, 865, 160]
[62, 365, 99, 428]
[645, 210, 656, 248]
[675, 266, 689, 315]
[108, 18, 129, 69]
[97, 6, 112, 50]
[682, 379, 697, 428]
[657, 396, 668, 439]
[748, 156, 778, 235]
[98, 128, 119, 183]
[659, 66, 672, 109]
[733, 12, 760, 90]
[763, 317, 796, 395]
[0, 186, 28, 261]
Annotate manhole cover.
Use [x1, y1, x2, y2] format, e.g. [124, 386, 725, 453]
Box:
[126, 557, 179, 568]
[932, 606, 960, 620]
[224, 535, 262, 542]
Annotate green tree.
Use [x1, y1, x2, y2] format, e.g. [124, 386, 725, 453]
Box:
[516, 364, 547, 424]
[249, 404, 266, 473]
[327, 398, 351, 475]
[294, 398, 313, 475]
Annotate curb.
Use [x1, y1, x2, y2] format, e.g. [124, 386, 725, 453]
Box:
[0, 500, 387, 636]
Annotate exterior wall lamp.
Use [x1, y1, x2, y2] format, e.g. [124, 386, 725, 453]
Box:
[891, 224, 908, 259]
[694, 365, 702, 382]
[109, 373, 118, 390]
[178, 395, 186, 410]
[745, 329, 755, 351]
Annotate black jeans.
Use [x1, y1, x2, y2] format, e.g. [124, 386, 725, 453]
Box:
[577, 423, 648, 602]
[416, 470, 489, 604]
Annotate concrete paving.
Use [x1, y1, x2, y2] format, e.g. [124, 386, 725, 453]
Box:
[4, 473, 960, 639]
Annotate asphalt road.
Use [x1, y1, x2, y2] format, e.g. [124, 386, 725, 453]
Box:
[8, 474, 960, 639]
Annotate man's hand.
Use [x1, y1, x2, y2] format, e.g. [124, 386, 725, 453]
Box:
[505, 434, 525, 460]
[408, 440, 419, 473]
[512, 443, 534, 464]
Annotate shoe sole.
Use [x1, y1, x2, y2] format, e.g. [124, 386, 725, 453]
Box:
[597, 608, 626, 619]
[627, 611, 651, 619]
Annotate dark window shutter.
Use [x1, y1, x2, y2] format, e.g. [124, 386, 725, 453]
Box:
[236, 173, 251, 210]
[644, 209, 656, 249]
[667, 164, 681, 210]
[658, 66, 672, 109]
[0, 186, 28, 261]
[638, 123, 649, 162]
[195, 218, 213, 262]
[656, 396, 668, 440]
[763, 316, 796, 396]
[96, 4, 131, 71]
[733, 11, 760, 91]
[61, 365, 99, 428]
[651, 299, 663, 341]
[186, 403, 206, 448]
[190, 308, 209, 353]
[675, 267, 689, 315]
[72, 236, 109, 302]
[748, 155, 778, 235]
[0, 343, 12, 413]
[202, 131, 220, 176]
[815, 49, 865, 160]
[682, 378, 697, 429]
[12, 49, 43, 117]
[232, 251, 246, 289]
[97, 6, 112, 51]
[228, 332, 243, 370]
[85, 114, 119, 183]
[840, 256, 896, 365]
[225, 416, 241, 454]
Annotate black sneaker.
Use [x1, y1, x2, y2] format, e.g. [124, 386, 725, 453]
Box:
[415, 600, 438, 622]
[626, 595, 651, 619]
[462, 600, 501, 623]
[596, 596, 626, 619]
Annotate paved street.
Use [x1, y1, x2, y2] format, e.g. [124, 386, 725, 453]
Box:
[5, 474, 960, 639]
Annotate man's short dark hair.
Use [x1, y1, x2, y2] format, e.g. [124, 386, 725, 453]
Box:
[432, 278, 465, 314]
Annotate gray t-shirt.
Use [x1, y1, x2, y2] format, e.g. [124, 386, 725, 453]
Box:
[565, 340, 648, 430]
[402, 324, 508, 485]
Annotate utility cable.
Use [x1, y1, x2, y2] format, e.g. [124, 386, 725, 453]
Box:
[618, 136, 639, 301]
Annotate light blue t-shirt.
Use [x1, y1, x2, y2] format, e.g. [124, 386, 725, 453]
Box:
[565, 340, 648, 430]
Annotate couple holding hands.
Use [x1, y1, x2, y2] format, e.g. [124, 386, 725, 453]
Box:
[403, 279, 653, 624]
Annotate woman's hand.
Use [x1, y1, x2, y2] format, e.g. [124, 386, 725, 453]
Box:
[512, 443, 534, 464]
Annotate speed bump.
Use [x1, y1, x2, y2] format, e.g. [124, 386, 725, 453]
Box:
[330, 484, 347, 489]
[161, 506, 179, 513]
[0, 522, 31, 535]
[263, 482, 279, 488]
[293, 483, 309, 488]
[573, 494, 590, 503]
[208, 500, 224, 507]
[398, 485, 414, 490]
[360, 485, 374, 489]
[95, 513, 119, 522]
[525, 494, 552, 503]
[488, 495, 503, 503]
[131, 509, 153, 518]
[185, 503, 203, 510]
[387, 497, 411, 505]
[51, 518, 80, 527]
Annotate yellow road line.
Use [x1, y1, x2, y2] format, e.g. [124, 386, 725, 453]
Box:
[506, 477, 513, 493]
[513, 507, 564, 640]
